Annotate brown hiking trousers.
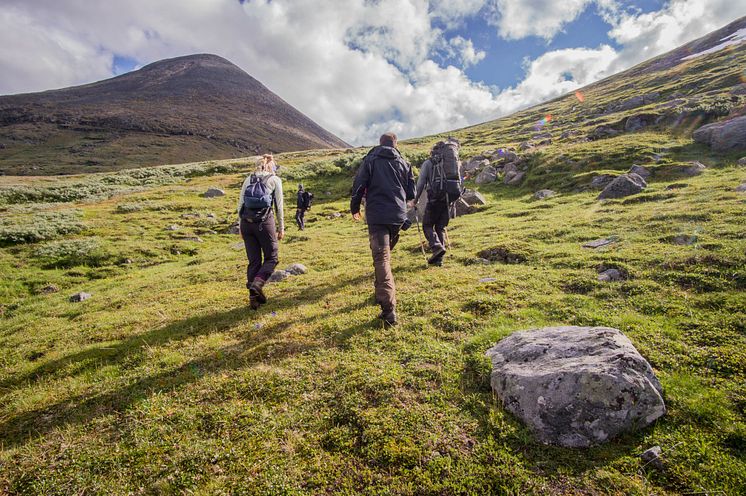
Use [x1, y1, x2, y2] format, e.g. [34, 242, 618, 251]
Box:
[368, 224, 401, 314]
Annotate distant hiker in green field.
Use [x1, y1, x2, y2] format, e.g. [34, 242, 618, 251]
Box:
[295, 184, 313, 230]
[238, 154, 285, 310]
[351, 132, 415, 326]
[414, 139, 463, 266]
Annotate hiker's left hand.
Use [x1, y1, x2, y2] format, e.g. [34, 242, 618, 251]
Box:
[352, 212, 362, 221]
[278, 230, 285, 240]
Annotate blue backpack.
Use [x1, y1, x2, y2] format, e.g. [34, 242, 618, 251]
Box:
[240, 174, 274, 222]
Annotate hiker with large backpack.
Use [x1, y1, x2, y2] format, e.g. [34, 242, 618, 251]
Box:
[413, 139, 463, 266]
[295, 184, 313, 230]
[351, 132, 416, 327]
[238, 154, 285, 310]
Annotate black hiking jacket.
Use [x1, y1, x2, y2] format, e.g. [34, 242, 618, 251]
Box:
[350, 145, 415, 225]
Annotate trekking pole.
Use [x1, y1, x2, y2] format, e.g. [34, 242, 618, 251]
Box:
[413, 207, 428, 260]
[444, 226, 452, 252]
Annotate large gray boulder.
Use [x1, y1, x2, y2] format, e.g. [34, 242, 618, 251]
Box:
[628, 164, 651, 179]
[692, 116, 746, 151]
[285, 263, 308, 275]
[598, 173, 647, 199]
[475, 166, 498, 184]
[486, 326, 666, 447]
[464, 157, 489, 173]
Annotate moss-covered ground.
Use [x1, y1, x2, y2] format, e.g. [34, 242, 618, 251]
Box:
[1, 43, 745, 495]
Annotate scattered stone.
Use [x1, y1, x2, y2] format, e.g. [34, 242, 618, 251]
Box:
[123, 258, 133, 264]
[476, 166, 498, 184]
[665, 183, 688, 190]
[598, 269, 623, 282]
[464, 157, 490, 173]
[589, 125, 620, 140]
[285, 263, 308, 275]
[268, 270, 290, 283]
[640, 446, 664, 470]
[206, 213, 216, 219]
[325, 191, 332, 196]
[693, 115, 746, 151]
[651, 153, 664, 163]
[534, 189, 556, 200]
[327, 212, 343, 219]
[598, 173, 647, 200]
[590, 174, 616, 190]
[670, 234, 697, 246]
[231, 242, 244, 250]
[606, 92, 660, 113]
[461, 189, 487, 206]
[473, 258, 491, 265]
[203, 188, 226, 198]
[490, 149, 518, 163]
[628, 164, 651, 179]
[624, 113, 658, 132]
[731, 83, 746, 96]
[166, 224, 180, 231]
[735, 183, 746, 192]
[737, 157, 746, 166]
[69, 292, 92, 302]
[582, 236, 619, 249]
[39, 284, 59, 294]
[560, 130, 580, 140]
[181, 213, 200, 219]
[486, 326, 666, 447]
[518, 141, 533, 151]
[504, 170, 525, 186]
[179, 236, 204, 243]
[226, 221, 240, 234]
[533, 132, 552, 140]
[682, 161, 706, 176]
[479, 277, 497, 283]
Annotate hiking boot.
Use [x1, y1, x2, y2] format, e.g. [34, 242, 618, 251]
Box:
[428, 247, 446, 265]
[249, 278, 267, 304]
[249, 292, 260, 310]
[378, 310, 397, 327]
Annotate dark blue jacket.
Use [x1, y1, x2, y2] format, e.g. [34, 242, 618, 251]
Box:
[350, 146, 415, 225]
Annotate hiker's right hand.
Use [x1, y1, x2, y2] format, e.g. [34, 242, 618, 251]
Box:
[277, 230, 285, 240]
[407, 200, 415, 209]
[352, 212, 362, 221]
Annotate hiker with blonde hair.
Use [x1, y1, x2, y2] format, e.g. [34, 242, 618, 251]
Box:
[238, 154, 285, 309]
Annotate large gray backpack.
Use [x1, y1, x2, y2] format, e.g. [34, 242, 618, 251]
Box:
[429, 140, 463, 201]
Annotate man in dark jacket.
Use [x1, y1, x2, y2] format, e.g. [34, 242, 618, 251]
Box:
[351, 132, 415, 326]
[295, 184, 311, 230]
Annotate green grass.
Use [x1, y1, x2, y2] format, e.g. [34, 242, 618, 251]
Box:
[1, 43, 746, 494]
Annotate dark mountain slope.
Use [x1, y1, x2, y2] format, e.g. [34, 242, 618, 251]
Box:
[0, 54, 349, 175]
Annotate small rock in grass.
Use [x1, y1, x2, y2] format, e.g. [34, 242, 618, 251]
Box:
[590, 174, 615, 190]
[628, 165, 651, 179]
[640, 446, 664, 470]
[504, 170, 525, 186]
[671, 234, 697, 246]
[476, 166, 498, 184]
[665, 183, 688, 190]
[203, 188, 225, 198]
[231, 242, 244, 250]
[325, 191, 332, 196]
[598, 269, 623, 282]
[682, 161, 706, 176]
[598, 173, 647, 199]
[737, 157, 746, 166]
[327, 212, 342, 219]
[735, 183, 746, 192]
[534, 189, 556, 200]
[69, 292, 91, 302]
[479, 277, 497, 283]
[285, 263, 308, 275]
[226, 221, 240, 234]
[582, 237, 619, 249]
[39, 284, 60, 294]
[206, 213, 216, 219]
[268, 270, 290, 283]
[166, 224, 180, 231]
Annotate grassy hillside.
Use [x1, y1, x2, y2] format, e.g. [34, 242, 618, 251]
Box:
[1, 33, 745, 496]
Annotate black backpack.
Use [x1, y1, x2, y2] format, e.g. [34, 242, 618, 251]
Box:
[429, 140, 463, 202]
[240, 174, 275, 222]
[302, 191, 313, 209]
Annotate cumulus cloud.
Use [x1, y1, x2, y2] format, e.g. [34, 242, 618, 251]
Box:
[0, 0, 744, 147]
[489, 0, 597, 40]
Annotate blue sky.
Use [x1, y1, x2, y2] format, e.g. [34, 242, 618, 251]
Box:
[1, 0, 744, 145]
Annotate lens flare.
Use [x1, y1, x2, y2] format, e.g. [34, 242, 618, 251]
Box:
[741, 70, 746, 83]
[575, 90, 585, 102]
[534, 114, 552, 130]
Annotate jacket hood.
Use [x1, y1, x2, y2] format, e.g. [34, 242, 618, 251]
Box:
[370, 145, 401, 160]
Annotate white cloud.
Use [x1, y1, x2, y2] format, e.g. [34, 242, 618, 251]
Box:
[489, 0, 597, 40]
[0, 0, 744, 147]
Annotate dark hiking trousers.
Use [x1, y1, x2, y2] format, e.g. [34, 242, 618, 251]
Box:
[368, 224, 401, 313]
[422, 199, 449, 252]
[295, 208, 306, 230]
[241, 212, 279, 288]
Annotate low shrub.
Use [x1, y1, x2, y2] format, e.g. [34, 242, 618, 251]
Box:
[32, 238, 113, 268]
[0, 210, 84, 245]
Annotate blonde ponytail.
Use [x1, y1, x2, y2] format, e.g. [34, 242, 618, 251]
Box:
[255, 154, 276, 173]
